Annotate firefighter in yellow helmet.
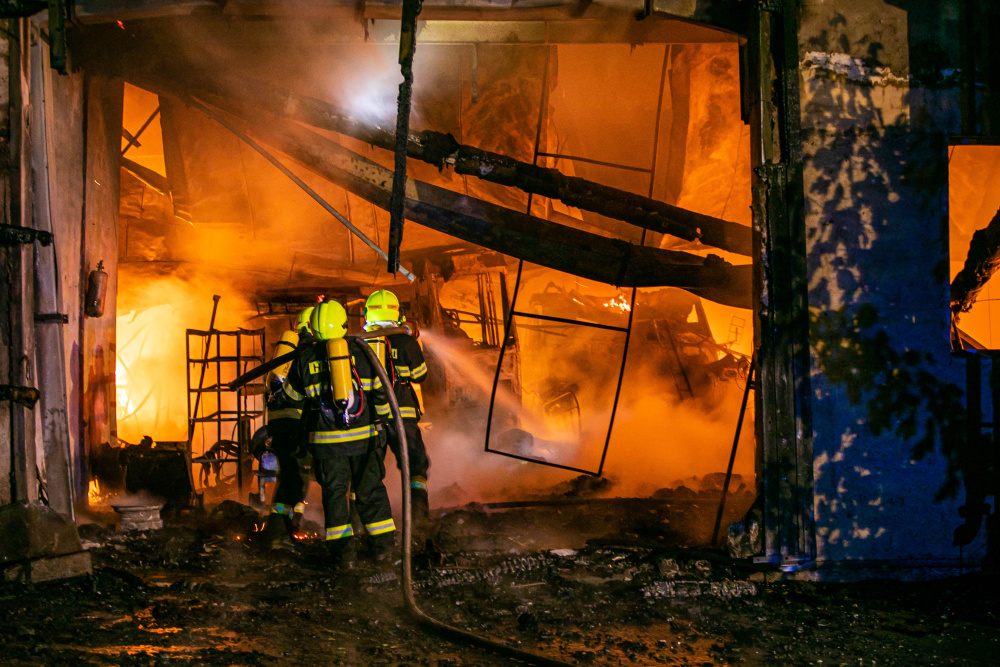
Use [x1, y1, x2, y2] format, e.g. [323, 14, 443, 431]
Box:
[297, 306, 315, 345]
[260, 308, 314, 549]
[282, 297, 395, 568]
[364, 289, 432, 522]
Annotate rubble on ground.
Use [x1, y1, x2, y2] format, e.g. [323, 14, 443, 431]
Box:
[0, 500, 996, 666]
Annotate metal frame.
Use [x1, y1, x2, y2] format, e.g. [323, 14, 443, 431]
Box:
[484, 44, 672, 477]
[185, 327, 266, 497]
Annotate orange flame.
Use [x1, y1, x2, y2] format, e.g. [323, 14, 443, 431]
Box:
[115, 304, 189, 444]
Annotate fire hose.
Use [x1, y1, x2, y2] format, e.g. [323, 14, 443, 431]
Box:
[229, 330, 574, 664]
[348, 331, 576, 667]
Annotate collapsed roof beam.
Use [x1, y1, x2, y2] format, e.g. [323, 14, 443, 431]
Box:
[387, 0, 424, 274]
[120, 156, 169, 195]
[135, 69, 752, 257]
[184, 95, 750, 308]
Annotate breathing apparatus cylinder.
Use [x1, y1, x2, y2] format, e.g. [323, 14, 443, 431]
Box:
[326, 337, 353, 407]
[268, 330, 299, 384]
[310, 299, 354, 423]
[363, 290, 396, 372]
[367, 337, 386, 370]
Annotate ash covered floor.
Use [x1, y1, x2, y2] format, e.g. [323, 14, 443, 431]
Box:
[2, 497, 997, 666]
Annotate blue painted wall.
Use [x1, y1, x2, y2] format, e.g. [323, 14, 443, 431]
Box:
[799, 0, 991, 564]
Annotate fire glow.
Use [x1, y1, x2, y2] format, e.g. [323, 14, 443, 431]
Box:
[116, 304, 188, 444]
[88, 479, 104, 504]
[115, 275, 252, 451]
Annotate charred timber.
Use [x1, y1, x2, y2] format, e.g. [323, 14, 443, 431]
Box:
[0, 385, 40, 408]
[120, 156, 169, 196]
[387, 0, 423, 273]
[138, 70, 751, 257]
[951, 206, 1000, 317]
[210, 101, 750, 308]
[0, 223, 52, 246]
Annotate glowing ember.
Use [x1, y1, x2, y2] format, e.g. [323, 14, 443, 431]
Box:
[603, 294, 631, 312]
[88, 479, 103, 504]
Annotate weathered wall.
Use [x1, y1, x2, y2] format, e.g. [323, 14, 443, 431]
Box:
[80, 76, 122, 497]
[800, 0, 989, 564]
[0, 24, 13, 505]
[44, 62, 86, 497]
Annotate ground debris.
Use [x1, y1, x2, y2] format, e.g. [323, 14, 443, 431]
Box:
[415, 553, 554, 591]
[1, 506, 996, 666]
[642, 579, 758, 600]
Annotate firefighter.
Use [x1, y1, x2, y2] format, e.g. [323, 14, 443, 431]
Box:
[283, 298, 395, 568]
[288, 307, 316, 529]
[260, 307, 313, 549]
[296, 306, 316, 346]
[363, 289, 432, 522]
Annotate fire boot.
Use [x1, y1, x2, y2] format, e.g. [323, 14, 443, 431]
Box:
[290, 502, 306, 532]
[262, 514, 294, 551]
[368, 533, 396, 565]
[411, 486, 430, 528]
[327, 537, 357, 570]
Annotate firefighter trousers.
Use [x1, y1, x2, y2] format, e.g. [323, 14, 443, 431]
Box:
[268, 418, 307, 516]
[385, 419, 430, 520]
[313, 441, 395, 546]
[385, 419, 430, 483]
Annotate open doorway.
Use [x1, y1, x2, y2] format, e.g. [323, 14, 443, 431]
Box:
[93, 11, 756, 546]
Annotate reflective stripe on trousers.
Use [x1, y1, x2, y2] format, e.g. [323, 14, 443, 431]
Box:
[326, 524, 354, 540]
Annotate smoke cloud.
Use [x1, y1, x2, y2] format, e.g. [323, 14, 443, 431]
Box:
[113, 21, 755, 514]
[382, 291, 754, 511]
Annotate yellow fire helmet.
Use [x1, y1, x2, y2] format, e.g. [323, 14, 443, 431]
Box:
[309, 299, 348, 341]
[296, 306, 314, 333]
[364, 289, 403, 330]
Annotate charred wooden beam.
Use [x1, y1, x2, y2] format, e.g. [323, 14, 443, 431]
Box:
[194, 97, 750, 308]
[0, 384, 40, 408]
[951, 206, 1000, 317]
[387, 0, 424, 274]
[0, 222, 52, 246]
[130, 69, 752, 257]
[120, 156, 169, 196]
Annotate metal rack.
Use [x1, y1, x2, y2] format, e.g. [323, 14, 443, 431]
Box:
[186, 327, 266, 498]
